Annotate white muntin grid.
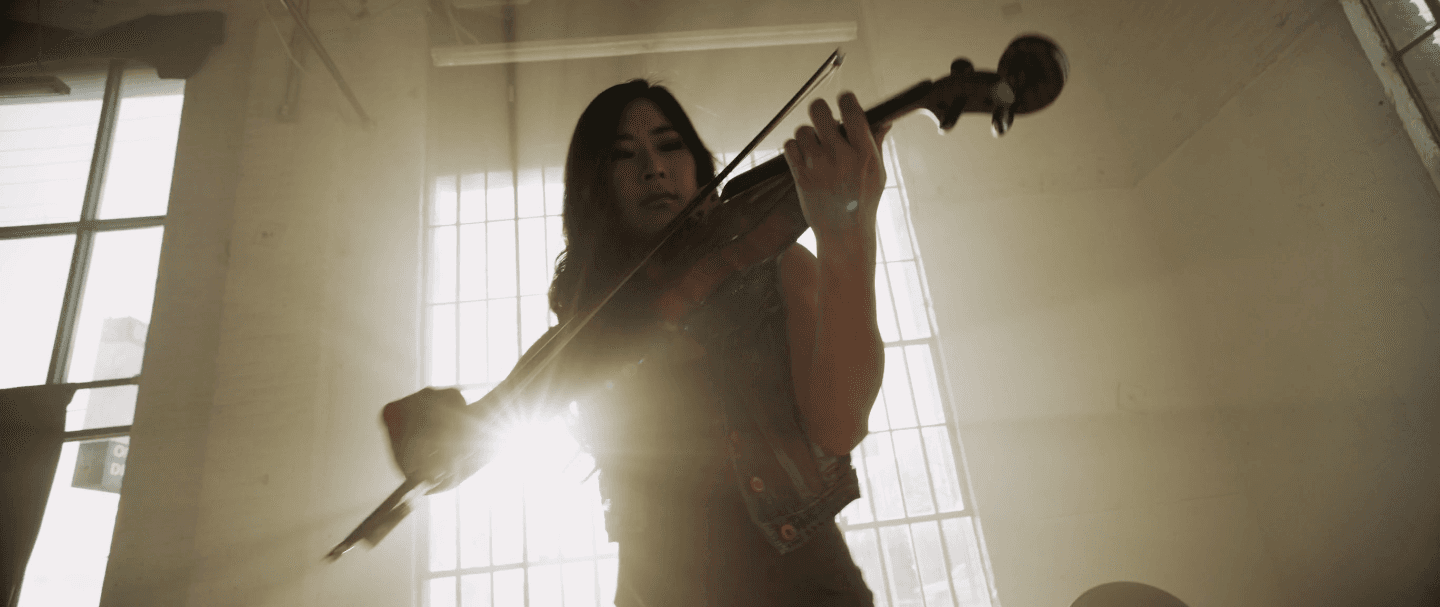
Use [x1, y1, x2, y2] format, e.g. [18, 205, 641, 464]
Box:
[421, 142, 996, 607]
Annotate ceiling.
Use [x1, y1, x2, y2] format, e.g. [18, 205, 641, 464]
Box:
[65, 0, 1337, 200]
[430, 0, 1337, 200]
[857, 0, 1335, 199]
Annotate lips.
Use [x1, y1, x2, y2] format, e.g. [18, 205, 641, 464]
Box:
[640, 192, 680, 210]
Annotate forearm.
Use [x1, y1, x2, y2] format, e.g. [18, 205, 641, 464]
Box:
[805, 225, 885, 455]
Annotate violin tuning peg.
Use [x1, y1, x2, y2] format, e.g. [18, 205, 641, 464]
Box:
[991, 105, 1015, 137]
[950, 58, 974, 77]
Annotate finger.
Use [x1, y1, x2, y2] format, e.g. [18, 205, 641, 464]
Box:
[875, 122, 893, 144]
[808, 98, 843, 149]
[784, 139, 815, 172]
[792, 125, 825, 165]
[837, 92, 877, 154]
[783, 139, 805, 172]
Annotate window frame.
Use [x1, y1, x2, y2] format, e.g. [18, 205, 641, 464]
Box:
[1343, 0, 1440, 192]
[3, 58, 182, 604]
[0, 58, 160, 434]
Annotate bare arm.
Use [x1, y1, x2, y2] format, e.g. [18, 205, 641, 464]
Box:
[780, 92, 889, 456]
[780, 242, 883, 456]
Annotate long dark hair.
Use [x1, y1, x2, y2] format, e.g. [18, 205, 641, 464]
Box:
[548, 80, 716, 322]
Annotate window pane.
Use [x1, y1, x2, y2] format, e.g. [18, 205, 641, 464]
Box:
[923, 427, 965, 513]
[877, 189, 914, 262]
[0, 71, 105, 228]
[66, 227, 163, 383]
[17, 439, 124, 607]
[431, 304, 457, 386]
[429, 577, 457, 607]
[1402, 38, 1440, 127]
[861, 432, 905, 521]
[518, 168, 544, 218]
[893, 429, 935, 517]
[796, 227, 817, 255]
[0, 234, 73, 388]
[457, 301, 487, 388]
[96, 68, 184, 220]
[460, 173, 486, 223]
[845, 529, 888, 607]
[839, 452, 875, 525]
[527, 489, 564, 562]
[563, 561, 598, 607]
[913, 521, 954, 607]
[459, 224, 486, 301]
[430, 490, 457, 571]
[874, 265, 901, 344]
[494, 568, 525, 605]
[486, 221, 517, 299]
[905, 345, 946, 426]
[486, 298, 519, 383]
[545, 215, 564, 281]
[518, 217, 549, 296]
[1376, 0, 1436, 50]
[597, 558, 618, 606]
[543, 167, 564, 216]
[432, 226, 458, 303]
[458, 472, 493, 569]
[889, 262, 931, 340]
[433, 175, 458, 226]
[491, 480, 525, 565]
[461, 573, 492, 607]
[941, 518, 991, 607]
[65, 384, 138, 431]
[881, 348, 918, 429]
[559, 477, 599, 558]
[870, 389, 892, 432]
[530, 564, 563, 607]
[487, 171, 514, 221]
[520, 295, 550, 358]
[878, 525, 923, 607]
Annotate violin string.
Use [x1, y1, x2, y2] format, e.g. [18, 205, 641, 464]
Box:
[471, 50, 847, 424]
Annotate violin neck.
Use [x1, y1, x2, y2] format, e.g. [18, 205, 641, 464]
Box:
[864, 80, 933, 131]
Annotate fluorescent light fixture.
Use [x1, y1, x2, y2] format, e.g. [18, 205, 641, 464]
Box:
[432, 21, 857, 67]
[0, 76, 71, 98]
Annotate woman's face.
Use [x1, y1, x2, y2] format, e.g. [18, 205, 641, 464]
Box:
[610, 98, 698, 240]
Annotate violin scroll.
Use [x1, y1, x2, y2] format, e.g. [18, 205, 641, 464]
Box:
[993, 35, 1068, 134]
[879, 34, 1067, 137]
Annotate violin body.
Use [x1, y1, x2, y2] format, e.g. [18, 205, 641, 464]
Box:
[327, 34, 1068, 561]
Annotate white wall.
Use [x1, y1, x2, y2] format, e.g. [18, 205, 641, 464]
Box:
[1134, 4, 1440, 605]
[103, 3, 432, 606]
[894, 2, 1440, 606]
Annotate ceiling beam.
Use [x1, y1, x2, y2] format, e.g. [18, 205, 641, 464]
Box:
[431, 21, 857, 67]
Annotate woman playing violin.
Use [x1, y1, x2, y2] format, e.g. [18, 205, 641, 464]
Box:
[398, 79, 890, 606]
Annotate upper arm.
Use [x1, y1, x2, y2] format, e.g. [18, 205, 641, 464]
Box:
[778, 243, 820, 406]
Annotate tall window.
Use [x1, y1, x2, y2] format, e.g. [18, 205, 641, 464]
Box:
[1, 62, 185, 606]
[422, 144, 995, 607]
[1351, 0, 1440, 151]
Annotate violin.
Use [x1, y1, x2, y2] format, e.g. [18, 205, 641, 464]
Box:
[326, 34, 1068, 560]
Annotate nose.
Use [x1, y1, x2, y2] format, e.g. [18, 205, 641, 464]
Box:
[642, 150, 666, 181]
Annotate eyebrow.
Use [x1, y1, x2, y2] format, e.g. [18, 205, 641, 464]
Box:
[615, 125, 678, 141]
